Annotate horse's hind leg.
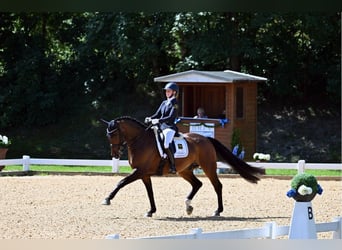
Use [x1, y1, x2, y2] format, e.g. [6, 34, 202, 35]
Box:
[178, 169, 203, 215]
[202, 165, 223, 216]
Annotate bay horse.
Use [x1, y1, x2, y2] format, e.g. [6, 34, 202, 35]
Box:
[101, 116, 264, 217]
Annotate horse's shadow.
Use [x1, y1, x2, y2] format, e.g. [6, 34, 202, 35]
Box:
[156, 215, 289, 222]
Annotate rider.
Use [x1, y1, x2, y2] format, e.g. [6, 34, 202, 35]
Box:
[145, 82, 179, 174]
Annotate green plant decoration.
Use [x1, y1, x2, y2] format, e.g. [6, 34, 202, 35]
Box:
[286, 173, 323, 202]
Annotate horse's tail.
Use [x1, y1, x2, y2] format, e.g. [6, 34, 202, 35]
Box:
[207, 137, 265, 183]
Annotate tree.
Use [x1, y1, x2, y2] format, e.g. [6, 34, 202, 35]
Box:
[170, 12, 341, 104]
[0, 13, 87, 127]
[76, 12, 179, 111]
[0, 12, 340, 129]
[248, 13, 341, 104]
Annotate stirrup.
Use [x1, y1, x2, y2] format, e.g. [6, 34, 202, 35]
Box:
[169, 163, 176, 174]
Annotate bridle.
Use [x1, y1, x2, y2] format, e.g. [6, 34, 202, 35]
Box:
[106, 126, 126, 158]
[104, 118, 150, 158]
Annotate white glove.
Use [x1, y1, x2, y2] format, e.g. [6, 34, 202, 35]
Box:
[145, 117, 151, 123]
[151, 119, 159, 125]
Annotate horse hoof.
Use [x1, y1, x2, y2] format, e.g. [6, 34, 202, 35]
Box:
[101, 198, 111, 205]
[144, 212, 153, 217]
[186, 205, 193, 215]
[212, 211, 221, 216]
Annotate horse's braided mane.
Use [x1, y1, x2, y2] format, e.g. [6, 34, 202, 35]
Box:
[115, 116, 147, 129]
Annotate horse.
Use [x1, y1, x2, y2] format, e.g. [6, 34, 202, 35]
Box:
[100, 116, 264, 217]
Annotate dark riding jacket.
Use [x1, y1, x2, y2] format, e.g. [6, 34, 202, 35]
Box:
[150, 97, 178, 131]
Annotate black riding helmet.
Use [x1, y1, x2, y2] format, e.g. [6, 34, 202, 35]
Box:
[164, 82, 179, 93]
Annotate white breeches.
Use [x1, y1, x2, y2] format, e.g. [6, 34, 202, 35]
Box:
[162, 128, 175, 148]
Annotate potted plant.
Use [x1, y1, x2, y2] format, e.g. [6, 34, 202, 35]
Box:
[0, 134, 11, 171]
[286, 173, 323, 202]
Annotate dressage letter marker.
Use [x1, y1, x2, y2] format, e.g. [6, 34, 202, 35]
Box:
[288, 201, 317, 239]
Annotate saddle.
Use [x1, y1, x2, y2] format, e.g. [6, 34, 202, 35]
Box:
[151, 126, 189, 159]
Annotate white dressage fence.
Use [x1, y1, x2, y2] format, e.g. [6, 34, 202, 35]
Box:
[0, 156, 341, 173]
[0, 155, 128, 173]
[105, 217, 342, 239]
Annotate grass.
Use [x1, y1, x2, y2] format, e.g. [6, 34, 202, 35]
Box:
[2, 165, 341, 176]
[266, 169, 341, 176]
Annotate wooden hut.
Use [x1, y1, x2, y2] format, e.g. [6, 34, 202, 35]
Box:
[154, 70, 267, 160]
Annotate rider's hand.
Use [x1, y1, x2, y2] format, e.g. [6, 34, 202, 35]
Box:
[144, 117, 151, 123]
[151, 119, 159, 125]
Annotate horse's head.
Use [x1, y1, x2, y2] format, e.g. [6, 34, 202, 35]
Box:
[100, 119, 125, 158]
[101, 116, 148, 158]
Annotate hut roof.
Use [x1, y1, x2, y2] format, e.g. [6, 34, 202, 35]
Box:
[154, 70, 267, 83]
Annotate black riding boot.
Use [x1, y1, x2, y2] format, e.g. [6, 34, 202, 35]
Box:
[165, 148, 176, 174]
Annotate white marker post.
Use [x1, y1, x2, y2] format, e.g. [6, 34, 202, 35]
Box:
[288, 201, 317, 239]
[287, 172, 323, 239]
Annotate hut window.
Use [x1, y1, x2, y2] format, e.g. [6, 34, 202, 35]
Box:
[236, 87, 244, 118]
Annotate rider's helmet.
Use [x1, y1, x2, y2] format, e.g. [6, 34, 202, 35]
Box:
[164, 82, 179, 93]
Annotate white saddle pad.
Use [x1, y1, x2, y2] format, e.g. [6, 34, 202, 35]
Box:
[174, 137, 189, 158]
[152, 126, 189, 158]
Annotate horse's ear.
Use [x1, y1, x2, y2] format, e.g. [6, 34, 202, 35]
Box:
[100, 119, 109, 125]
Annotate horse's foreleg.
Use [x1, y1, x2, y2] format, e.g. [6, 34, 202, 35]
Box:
[102, 169, 141, 205]
[178, 170, 203, 215]
[141, 176, 156, 217]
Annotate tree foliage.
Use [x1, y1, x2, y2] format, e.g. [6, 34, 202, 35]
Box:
[0, 12, 340, 129]
[0, 13, 87, 127]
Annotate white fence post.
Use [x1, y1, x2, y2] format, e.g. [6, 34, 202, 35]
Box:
[105, 234, 120, 239]
[265, 221, 278, 239]
[332, 217, 342, 239]
[189, 228, 203, 239]
[297, 160, 305, 174]
[111, 157, 119, 173]
[22, 155, 30, 171]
